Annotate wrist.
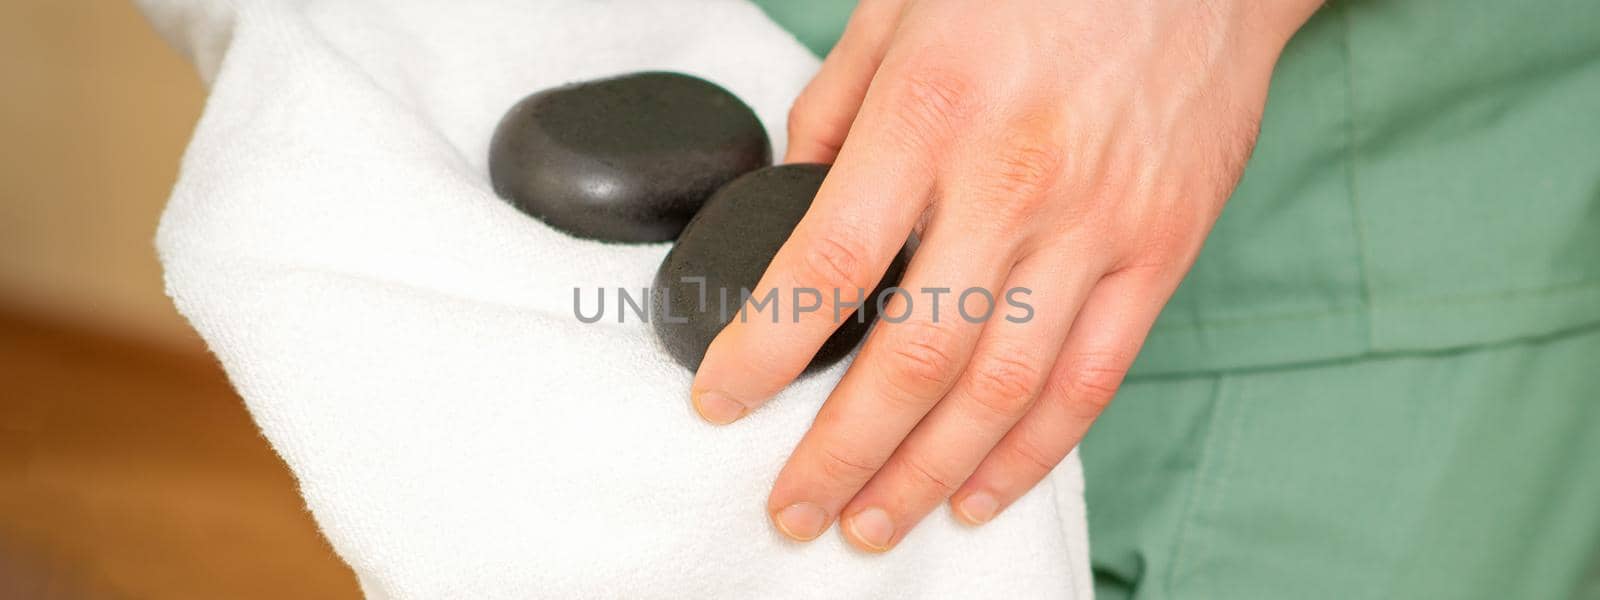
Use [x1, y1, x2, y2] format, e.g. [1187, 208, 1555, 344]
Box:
[1205, 0, 1324, 85]
[1245, 0, 1326, 53]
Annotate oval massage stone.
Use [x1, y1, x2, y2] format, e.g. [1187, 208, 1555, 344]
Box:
[652, 164, 911, 373]
[489, 72, 772, 243]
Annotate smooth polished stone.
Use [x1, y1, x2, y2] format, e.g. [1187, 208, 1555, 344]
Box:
[489, 72, 771, 243]
[652, 164, 911, 373]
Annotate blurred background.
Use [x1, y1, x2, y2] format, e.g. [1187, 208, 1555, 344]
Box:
[0, 1, 359, 597]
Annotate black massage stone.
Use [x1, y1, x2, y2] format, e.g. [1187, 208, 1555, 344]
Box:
[652, 164, 911, 373]
[488, 72, 771, 243]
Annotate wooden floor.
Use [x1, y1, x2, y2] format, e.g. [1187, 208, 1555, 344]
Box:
[0, 309, 360, 599]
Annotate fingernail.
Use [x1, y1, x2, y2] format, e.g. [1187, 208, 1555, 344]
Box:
[845, 507, 895, 551]
[692, 390, 746, 425]
[773, 503, 829, 541]
[956, 492, 999, 525]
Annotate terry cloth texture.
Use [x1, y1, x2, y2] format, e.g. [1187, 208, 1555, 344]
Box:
[138, 0, 1094, 598]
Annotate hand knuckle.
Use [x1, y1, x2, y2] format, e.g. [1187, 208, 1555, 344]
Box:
[974, 133, 1063, 223]
[817, 445, 878, 483]
[878, 322, 964, 402]
[883, 67, 975, 149]
[1115, 243, 1194, 280]
[1057, 352, 1129, 416]
[964, 353, 1043, 420]
[898, 454, 959, 494]
[795, 230, 872, 292]
[992, 136, 1063, 197]
[1009, 432, 1062, 473]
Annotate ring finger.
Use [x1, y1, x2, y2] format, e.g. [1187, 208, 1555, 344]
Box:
[838, 249, 1095, 551]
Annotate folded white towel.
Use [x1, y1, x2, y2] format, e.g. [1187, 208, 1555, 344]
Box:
[138, 0, 1093, 597]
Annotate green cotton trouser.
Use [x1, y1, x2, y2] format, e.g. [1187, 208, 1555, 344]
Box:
[1085, 325, 1600, 599]
[752, 0, 1600, 597]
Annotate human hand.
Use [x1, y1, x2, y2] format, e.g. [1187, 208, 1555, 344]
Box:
[692, 0, 1322, 551]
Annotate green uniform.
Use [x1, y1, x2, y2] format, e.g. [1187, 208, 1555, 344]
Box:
[753, 0, 1600, 597]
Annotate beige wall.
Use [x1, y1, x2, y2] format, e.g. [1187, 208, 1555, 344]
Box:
[0, 0, 206, 348]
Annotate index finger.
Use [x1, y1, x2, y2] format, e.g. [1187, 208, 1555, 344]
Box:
[690, 100, 940, 424]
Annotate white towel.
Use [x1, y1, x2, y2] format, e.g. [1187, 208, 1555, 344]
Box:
[138, 0, 1094, 597]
